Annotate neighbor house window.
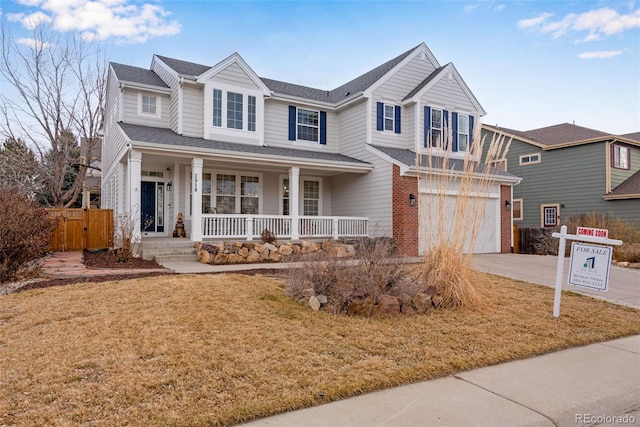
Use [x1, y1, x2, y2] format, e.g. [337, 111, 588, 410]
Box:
[213, 89, 222, 127]
[430, 108, 443, 148]
[513, 199, 523, 221]
[457, 114, 469, 151]
[542, 205, 558, 227]
[227, 92, 243, 130]
[519, 153, 541, 165]
[248, 95, 256, 132]
[297, 109, 319, 142]
[303, 180, 320, 216]
[612, 144, 630, 169]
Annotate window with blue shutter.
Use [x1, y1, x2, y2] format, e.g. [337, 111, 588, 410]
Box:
[443, 110, 449, 149]
[394, 106, 401, 134]
[320, 111, 327, 145]
[424, 106, 431, 147]
[452, 112, 459, 152]
[376, 102, 384, 131]
[288, 106, 296, 141]
[469, 115, 475, 150]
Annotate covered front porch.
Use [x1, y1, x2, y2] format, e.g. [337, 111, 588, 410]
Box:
[127, 147, 373, 242]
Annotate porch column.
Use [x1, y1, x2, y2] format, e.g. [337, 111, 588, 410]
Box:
[289, 166, 300, 240]
[191, 157, 203, 241]
[128, 150, 142, 242]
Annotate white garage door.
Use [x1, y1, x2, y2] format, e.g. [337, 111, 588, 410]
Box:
[418, 192, 500, 255]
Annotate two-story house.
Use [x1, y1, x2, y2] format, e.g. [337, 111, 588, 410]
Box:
[482, 123, 640, 229]
[102, 43, 520, 257]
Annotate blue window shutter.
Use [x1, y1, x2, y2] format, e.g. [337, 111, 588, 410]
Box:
[394, 105, 401, 134]
[320, 111, 327, 145]
[424, 106, 431, 147]
[443, 110, 449, 149]
[452, 112, 459, 152]
[288, 106, 296, 141]
[376, 102, 384, 131]
[469, 115, 475, 148]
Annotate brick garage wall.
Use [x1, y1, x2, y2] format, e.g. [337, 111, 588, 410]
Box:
[500, 184, 512, 253]
[392, 165, 419, 256]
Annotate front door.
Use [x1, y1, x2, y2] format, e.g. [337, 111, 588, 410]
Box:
[141, 181, 165, 233]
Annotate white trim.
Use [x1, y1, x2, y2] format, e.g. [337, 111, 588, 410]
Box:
[519, 153, 541, 166]
[293, 107, 320, 144]
[301, 177, 323, 216]
[137, 93, 161, 118]
[196, 52, 272, 95]
[513, 198, 523, 221]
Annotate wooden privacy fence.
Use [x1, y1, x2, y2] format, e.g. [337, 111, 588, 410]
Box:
[46, 208, 114, 251]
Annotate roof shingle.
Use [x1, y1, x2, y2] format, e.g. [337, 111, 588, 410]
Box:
[110, 63, 168, 88]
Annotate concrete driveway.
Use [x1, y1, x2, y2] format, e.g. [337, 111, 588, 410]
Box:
[471, 253, 640, 309]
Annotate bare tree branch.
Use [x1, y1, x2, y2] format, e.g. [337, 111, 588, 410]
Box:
[0, 23, 106, 207]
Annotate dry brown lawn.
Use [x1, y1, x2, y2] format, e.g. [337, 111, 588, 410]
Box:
[1, 271, 639, 426]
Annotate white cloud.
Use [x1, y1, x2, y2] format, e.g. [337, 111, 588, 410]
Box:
[464, 4, 479, 13]
[494, 4, 505, 12]
[578, 50, 622, 59]
[17, 37, 52, 49]
[7, 11, 53, 29]
[518, 7, 640, 42]
[517, 13, 553, 29]
[10, 0, 181, 43]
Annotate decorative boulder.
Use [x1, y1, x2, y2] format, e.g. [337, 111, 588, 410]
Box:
[371, 295, 400, 317]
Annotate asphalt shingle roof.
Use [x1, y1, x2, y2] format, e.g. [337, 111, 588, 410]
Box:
[119, 123, 371, 167]
[370, 145, 516, 178]
[110, 63, 168, 88]
[607, 170, 640, 197]
[620, 132, 640, 142]
[154, 45, 421, 104]
[403, 65, 447, 101]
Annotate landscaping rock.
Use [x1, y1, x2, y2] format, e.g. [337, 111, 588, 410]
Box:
[412, 293, 432, 314]
[302, 288, 316, 297]
[264, 243, 277, 253]
[309, 296, 321, 311]
[270, 252, 282, 262]
[372, 295, 400, 317]
[227, 254, 245, 264]
[246, 249, 260, 263]
[317, 295, 328, 305]
[278, 244, 293, 256]
[199, 250, 211, 264]
[214, 253, 228, 264]
[238, 247, 249, 257]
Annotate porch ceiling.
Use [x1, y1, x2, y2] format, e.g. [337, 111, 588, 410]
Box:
[119, 122, 373, 174]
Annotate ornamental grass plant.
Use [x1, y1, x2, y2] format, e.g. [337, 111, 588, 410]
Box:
[418, 122, 511, 308]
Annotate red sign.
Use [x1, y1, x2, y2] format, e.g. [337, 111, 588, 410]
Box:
[576, 227, 608, 239]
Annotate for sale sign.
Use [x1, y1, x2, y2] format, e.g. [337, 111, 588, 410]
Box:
[568, 242, 613, 291]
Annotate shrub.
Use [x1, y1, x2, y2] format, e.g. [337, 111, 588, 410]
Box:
[261, 228, 277, 244]
[0, 186, 56, 282]
[285, 238, 415, 315]
[563, 212, 639, 260]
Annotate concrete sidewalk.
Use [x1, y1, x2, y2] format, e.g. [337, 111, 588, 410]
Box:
[242, 335, 640, 427]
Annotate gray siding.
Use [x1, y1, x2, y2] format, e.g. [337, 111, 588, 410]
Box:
[333, 101, 393, 235]
[264, 99, 339, 153]
[151, 61, 180, 131]
[483, 130, 640, 227]
[182, 84, 204, 137]
[610, 144, 640, 189]
[213, 63, 260, 89]
[122, 88, 170, 128]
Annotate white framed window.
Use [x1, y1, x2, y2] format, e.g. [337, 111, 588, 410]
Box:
[212, 89, 222, 127]
[297, 108, 319, 142]
[430, 108, 443, 148]
[188, 169, 262, 217]
[384, 104, 394, 131]
[209, 88, 257, 133]
[248, 96, 256, 132]
[303, 179, 320, 216]
[519, 153, 541, 166]
[513, 198, 523, 221]
[227, 92, 243, 130]
[457, 114, 469, 152]
[138, 93, 161, 117]
[612, 144, 629, 169]
[541, 204, 559, 227]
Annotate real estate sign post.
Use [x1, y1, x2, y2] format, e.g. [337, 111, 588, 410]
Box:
[551, 226, 622, 318]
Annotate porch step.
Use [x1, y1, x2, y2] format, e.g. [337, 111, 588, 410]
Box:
[141, 239, 197, 261]
[154, 253, 199, 264]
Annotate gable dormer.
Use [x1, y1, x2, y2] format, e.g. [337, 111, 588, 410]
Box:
[196, 53, 272, 145]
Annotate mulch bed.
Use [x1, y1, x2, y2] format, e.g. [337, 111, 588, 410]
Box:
[83, 249, 164, 269]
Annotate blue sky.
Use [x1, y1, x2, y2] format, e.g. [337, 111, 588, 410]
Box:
[2, 0, 639, 135]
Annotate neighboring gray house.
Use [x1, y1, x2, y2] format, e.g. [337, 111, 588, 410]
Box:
[482, 123, 640, 228]
[102, 43, 520, 256]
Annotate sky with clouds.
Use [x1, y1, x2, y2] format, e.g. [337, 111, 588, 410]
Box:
[2, 0, 639, 135]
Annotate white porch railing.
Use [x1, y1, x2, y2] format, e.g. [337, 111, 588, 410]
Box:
[201, 214, 368, 240]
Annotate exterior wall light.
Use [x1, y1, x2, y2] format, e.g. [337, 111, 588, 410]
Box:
[409, 193, 416, 206]
[505, 200, 511, 210]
